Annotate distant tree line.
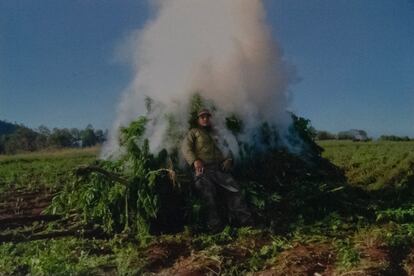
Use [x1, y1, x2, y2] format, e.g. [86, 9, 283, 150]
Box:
[0, 120, 107, 154]
[315, 129, 370, 141]
[378, 135, 412, 142]
[316, 129, 412, 142]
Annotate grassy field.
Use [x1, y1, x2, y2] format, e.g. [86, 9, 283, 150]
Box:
[1, 141, 414, 275]
[0, 147, 99, 193]
[320, 140, 414, 190]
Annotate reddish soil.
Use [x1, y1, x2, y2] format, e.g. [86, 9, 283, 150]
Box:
[403, 247, 414, 275]
[0, 188, 55, 220]
[144, 240, 191, 273]
[222, 232, 272, 263]
[158, 254, 221, 276]
[352, 240, 411, 276]
[0, 188, 65, 243]
[257, 243, 336, 276]
[359, 245, 390, 275]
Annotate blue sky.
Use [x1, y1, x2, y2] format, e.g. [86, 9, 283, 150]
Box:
[1, 0, 413, 137]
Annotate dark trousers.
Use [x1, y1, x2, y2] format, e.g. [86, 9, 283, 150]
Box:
[194, 165, 251, 228]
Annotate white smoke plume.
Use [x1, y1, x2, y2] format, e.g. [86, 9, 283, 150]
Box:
[102, 0, 295, 158]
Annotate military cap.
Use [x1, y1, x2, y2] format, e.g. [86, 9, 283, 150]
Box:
[197, 109, 212, 117]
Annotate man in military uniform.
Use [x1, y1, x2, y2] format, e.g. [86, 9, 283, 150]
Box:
[181, 109, 251, 231]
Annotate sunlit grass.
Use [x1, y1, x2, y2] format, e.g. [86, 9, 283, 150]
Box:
[0, 146, 100, 161]
[0, 147, 99, 192]
[319, 140, 414, 189]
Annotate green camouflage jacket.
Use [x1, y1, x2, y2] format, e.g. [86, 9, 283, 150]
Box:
[181, 127, 230, 166]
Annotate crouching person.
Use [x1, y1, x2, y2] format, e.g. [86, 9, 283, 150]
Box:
[181, 109, 252, 232]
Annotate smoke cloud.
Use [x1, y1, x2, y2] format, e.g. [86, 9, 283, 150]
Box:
[102, 0, 295, 158]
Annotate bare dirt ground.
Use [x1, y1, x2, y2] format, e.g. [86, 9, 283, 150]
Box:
[0, 188, 55, 220]
[255, 243, 336, 276]
[0, 188, 103, 243]
[0, 188, 59, 242]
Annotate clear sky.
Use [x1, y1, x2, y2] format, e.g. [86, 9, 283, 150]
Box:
[1, 0, 413, 137]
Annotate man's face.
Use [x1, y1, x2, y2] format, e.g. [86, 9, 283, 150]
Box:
[197, 114, 212, 127]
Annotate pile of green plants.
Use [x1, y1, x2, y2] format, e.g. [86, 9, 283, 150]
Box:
[47, 94, 347, 240]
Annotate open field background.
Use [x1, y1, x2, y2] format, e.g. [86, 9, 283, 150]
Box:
[1, 141, 414, 275]
[320, 141, 414, 190]
[0, 147, 98, 193]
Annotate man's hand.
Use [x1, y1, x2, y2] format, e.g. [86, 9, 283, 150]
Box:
[193, 159, 204, 176]
[222, 159, 233, 172]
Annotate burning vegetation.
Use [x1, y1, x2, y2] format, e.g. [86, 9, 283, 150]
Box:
[46, 94, 346, 239]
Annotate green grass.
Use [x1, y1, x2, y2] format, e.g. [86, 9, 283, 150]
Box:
[0, 238, 114, 275]
[319, 140, 414, 190]
[2, 141, 414, 274]
[0, 147, 99, 192]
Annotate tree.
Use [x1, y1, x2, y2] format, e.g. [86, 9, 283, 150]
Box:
[379, 135, 411, 141]
[4, 127, 38, 154]
[0, 122, 108, 154]
[0, 120, 18, 136]
[0, 135, 5, 154]
[338, 129, 369, 141]
[69, 128, 81, 146]
[80, 128, 97, 147]
[34, 134, 48, 149]
[37, 125, 51, 136]
[316, 131, 336, 140]
[50, 128, 74, 148]
[94, 129, 106, 144]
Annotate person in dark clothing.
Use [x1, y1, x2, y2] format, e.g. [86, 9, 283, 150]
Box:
[181, 109, 251, 231]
